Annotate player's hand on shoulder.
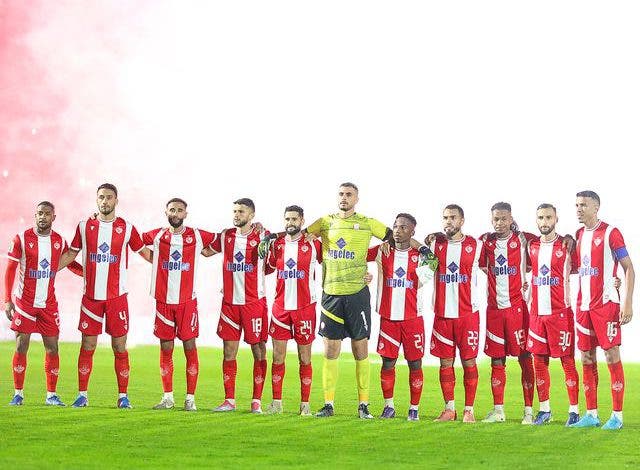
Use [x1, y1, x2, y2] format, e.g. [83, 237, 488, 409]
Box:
[418, 246, 438, 271]
[258, 235, 273, 259]
[380, 241, 391, 256]
[4, 301, 15, 321]
[303, 231, 318, 243]
[562, 234, 576, 252]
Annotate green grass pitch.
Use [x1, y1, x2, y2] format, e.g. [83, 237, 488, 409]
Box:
[0, 341, 638, 469]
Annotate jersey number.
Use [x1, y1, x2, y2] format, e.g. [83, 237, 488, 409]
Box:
[251, 318, 263, 335]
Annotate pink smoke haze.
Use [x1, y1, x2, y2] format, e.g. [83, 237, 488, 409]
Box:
[1, 2, 639, 358]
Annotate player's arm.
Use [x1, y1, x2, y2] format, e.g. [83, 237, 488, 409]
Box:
[3, 259, 18, 321]
[202, 231, 224, 257]
[58, 248, 80, 270]
[618, 255, 635, 325]
[66, 260, 84, 277]
[138, 246, 153, 263]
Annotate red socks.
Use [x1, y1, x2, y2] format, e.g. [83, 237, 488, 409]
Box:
[184, 348, 199, 395]
[160, 348, 174, 392]
[223, 359, 237, 399]
[252, 359, 268, 400]
[78, 348, 95, 392]
[519, 355, 535, 407]
[381, 367, 396, 399]
[582, 362, 599, 410]
[608, 361, 625, 412]
[560, 356, 579, 406]
[114, 351, 130, 394]
[463, 364, 478, 407]
[271, 362, 285, 400]
[299, 363, 312, 402]
[44, 353, 60, 393]
[409, 368, 424, 407]
[534, 355, 550, 402]
[490, 364, 506, 406]
[12, 352, 27, 390]
[439, 366, 455, 403]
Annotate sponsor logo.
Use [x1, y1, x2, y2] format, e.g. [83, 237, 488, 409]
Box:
[439, 261, 469, 284]
[533, 264, 560, 286]
[89, 243, 119, 263]
[162, 250, 191, 271]
[328, 238, 355, 259]
[29, 258, 55, 279]
[492, 254, 517, 276]
[579, 255, 599, 276]
[226, 251, 254, 272]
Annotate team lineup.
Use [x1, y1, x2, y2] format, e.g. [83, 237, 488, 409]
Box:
[2, 182, 634, 430]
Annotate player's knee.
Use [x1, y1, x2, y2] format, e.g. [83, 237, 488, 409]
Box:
[381, 357, 396, 370]
[407, 359, 422, 371]
[462, 358, 476, 368]
[491, 357, 506, 366]
[603, 346, 620, 364]
[15, 336, 30, 354]
[581, 349, 597, 364]
[440, 358, 454, 368]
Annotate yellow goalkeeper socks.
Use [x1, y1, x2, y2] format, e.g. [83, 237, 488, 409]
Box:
[355, 358, 370, 403]
[323, 357, 338, 403]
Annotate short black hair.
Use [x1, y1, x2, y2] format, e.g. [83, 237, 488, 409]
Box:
[97, 183, 118, 198]
[491, 202, 512, 212]
[536, 203, 557, 213]
[339, 182, 359, 192]
[166, 197, 188, 208]
[233, 198, 255, 211]
[284, 205, 304, 217]
[444, 204, 464, 218]
[576, 190, 600, 205]
[36, 201, 55, 212]
[395, 213, 417, 226]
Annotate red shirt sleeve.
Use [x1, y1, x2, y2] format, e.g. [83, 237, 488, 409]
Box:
[71, 224, 83, 251]
[198, 229, 216, 247]
[367, 245, 379, 262]
[7, 234, 22, 261]
[314, 240, 322, 263]
[142, 229, 160, 246]
[609, 228, 629, 261]
[128, 225, 145, 252]
[478, 236, 488, 269]
[210, 231, 223, 253]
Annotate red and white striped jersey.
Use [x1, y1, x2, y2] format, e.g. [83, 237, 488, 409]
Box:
[210, 227, 269, 305]
[576, 221, 627, 311]
[266, 236, 322, 310]
[368, 245, 433, 320]
[430, 235, 481, 318]
[7, 229, 67, 308]
[479, 231, 534, 309]
[527, 235, 572, 316]
[143, 227, 216, 305]
[71, 217, 145, 301]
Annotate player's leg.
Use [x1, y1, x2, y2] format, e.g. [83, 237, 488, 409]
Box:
[572, 309, 601, 426]
[484, 308, 508, 421]
[407, 359, 423, 421]
[241, 300, 269, 413]
[154, 339, 175, 409]
[42, 335, 64, 406]
[431, 317, 457, 421]
[400, 315, 425, 421]
[267, 338, 287, 414]
[111, 334, 131, 408]
[214, 302, 242, 411]
[297, 343, 313, 416]
[176, 300, 199, 411]
[291, 303, 315, 416]
[377, 318, 401, 418]
[602, 346, 624, 429]
[73, 333, 98, 407]
[183, 337, 198, 411]
[249, 341, 268, 414]
[518, 351, 535, 424]
[458, 313, 480, 423]
[533, 354, 551, 425]
[316, 292, 346, 417]
[346, 287, 373, 419]
[506, 304, 534, 423]
[10, 332, 30, 405]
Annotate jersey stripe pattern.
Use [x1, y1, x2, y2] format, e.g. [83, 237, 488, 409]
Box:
[369, 245, 424, 320]
[528, 235, 572, 315]
[431, 235, 481, 318]
[8, 229, 66, 308]
[480, 232, 532, 309]
[144, 227, 215, 304]
[576, 221, 626, 311]
[267, 237, 321, 310]
[71, 217, 144, 301]
[210, 227, 268, 305]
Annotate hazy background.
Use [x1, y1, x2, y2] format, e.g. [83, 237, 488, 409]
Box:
[1, 1, 638, 362]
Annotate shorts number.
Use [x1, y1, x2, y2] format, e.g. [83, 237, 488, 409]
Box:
[467, 331, 479, 347]
[251, 318, 263, 335]
[606, 322, 618, 341]
[413, 334, 424, 352]
[118, 311, 127, 321]
[299, 320, 313, 336]
[514, 329, 525, 346]
[559, 331, 571, 349]
[191, 312, 198, 332]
